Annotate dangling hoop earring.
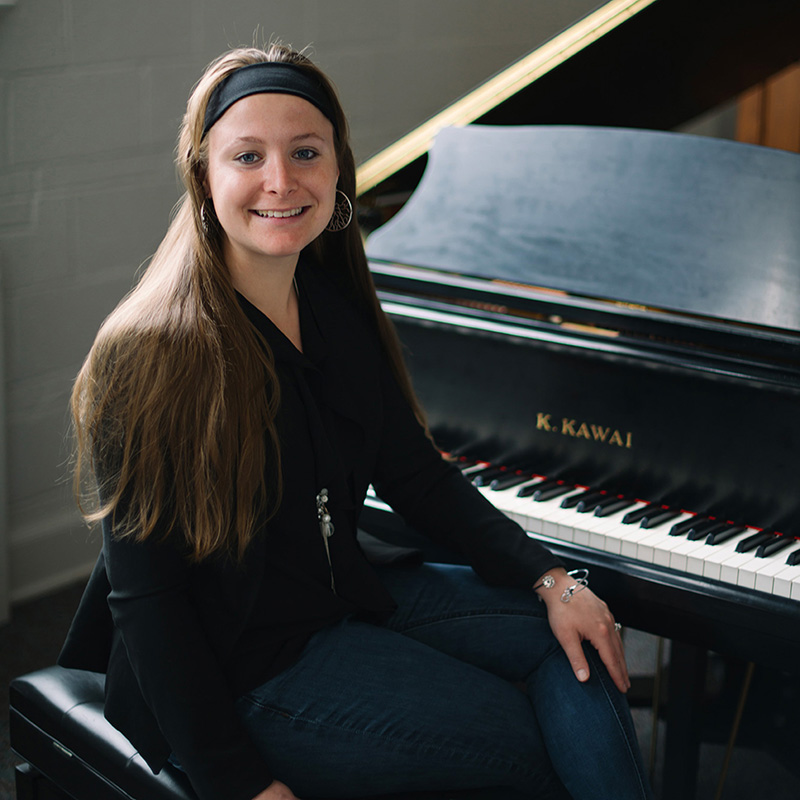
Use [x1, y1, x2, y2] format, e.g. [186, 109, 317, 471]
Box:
[200, 199, 211, 235]
[325, 190, 353, 233]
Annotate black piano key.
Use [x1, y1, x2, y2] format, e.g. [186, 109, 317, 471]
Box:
[490, 473, 536, 491]
[735, 530, 775, 553]
[621, 505, 655, 525]
[786, 547, 800, 566]
[687, 520, 728, 541]
[705, 525, 746, 545]
[517, 479, 557, 498]
[533, 483, 576, 502]
[562, 489, 603, 510]
[669, 516, 702, 537]
[756, 535, 797, 558]
[576, 492, 608, 513]
[472, 466, 508, 486]
[594, 497, 636, 517]
[640, 508, 683, 529]
[517, 479, 552, 499]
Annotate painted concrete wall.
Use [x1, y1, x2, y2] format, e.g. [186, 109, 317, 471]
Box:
[0, 0, 606, 618]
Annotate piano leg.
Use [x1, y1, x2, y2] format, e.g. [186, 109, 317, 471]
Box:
[662, 641, 707, 799]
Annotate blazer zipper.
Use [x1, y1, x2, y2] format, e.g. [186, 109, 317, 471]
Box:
[316, 488, 337, 595]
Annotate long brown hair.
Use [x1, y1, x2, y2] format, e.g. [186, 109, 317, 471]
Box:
[72, 44, 425, 562]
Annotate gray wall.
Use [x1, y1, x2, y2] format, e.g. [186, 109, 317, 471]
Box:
[0, 0, 602, 618]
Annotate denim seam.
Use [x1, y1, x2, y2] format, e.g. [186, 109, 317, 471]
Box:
[239, 695, 539, 780]
[585, 650, 651, 800]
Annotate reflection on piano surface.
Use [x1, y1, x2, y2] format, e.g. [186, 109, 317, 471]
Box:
[359, 123, 800, 797]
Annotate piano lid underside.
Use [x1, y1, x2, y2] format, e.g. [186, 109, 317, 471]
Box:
[366, 126, 800, 339]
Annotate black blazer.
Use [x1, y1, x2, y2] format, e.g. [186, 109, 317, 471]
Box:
[59, 260, 563, 800]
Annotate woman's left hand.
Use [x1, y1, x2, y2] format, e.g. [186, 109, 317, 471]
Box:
[534, 567, 630, 693]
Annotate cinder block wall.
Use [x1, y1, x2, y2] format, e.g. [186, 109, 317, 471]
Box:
[0, 0, 603, 617]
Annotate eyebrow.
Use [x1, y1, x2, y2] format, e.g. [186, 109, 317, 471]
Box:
[229, 133, 327, 146]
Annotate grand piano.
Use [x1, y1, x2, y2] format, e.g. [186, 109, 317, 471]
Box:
[355, 2, 800, 797]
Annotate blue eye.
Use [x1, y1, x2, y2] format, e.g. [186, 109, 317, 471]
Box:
[295, 148, 318, 161]
[236, 152, 260, 164]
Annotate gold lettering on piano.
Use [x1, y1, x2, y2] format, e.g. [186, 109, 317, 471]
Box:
[537, 413, 553, 431]
[537, 413, 632, 449]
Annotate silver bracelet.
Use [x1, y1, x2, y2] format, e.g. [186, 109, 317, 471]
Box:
[532, 568, 590, 602]
[532, 574, 556, 592]
[561, 568, 589, 603]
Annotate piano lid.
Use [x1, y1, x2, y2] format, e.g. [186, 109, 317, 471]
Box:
[366, 125, 800, 340]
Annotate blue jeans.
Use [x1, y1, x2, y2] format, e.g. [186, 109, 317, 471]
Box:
[235, 564, 653, 799]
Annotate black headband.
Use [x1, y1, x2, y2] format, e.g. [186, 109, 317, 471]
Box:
[203, 62, 338, 137]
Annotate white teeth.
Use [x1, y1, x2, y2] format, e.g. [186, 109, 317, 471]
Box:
[254, 208, 303, 218]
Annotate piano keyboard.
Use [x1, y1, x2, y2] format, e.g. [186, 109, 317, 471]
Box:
[463, 462, 800, 601]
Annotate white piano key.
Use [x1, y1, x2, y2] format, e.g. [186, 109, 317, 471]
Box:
[559, 504, 625, 547]
[484, 479, 543, 526]
[586, 516, 622, 553]
[551, 494, 613, 540]
[641, 519, 698, 567]
[583, 510, 644, 555]
[736, 550, 800, 591]
[717, 551, 762, 589]
[754, 558, 800, 595]
[556, 506, 602, 544]
[770, 564, 800, 598]
[519, 488, 584, 536]
[685, 543, 721, 576]
[541, 504, 582, 540]
[670, 538, 716, 573]
[634, 514, 696, 564]
[572, 511, 610, 547]
[701, 529, 757, 580]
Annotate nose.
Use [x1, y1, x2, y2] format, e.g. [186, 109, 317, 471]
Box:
[263, 155, 297, 196]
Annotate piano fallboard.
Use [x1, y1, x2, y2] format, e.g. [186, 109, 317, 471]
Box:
[380, 298, 800, 539]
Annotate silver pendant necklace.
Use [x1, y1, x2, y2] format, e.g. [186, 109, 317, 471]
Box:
[316, 488, 336, 594]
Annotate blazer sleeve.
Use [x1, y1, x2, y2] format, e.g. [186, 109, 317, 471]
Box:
[102, 514, 273, 800]
[371, 361, 565, 587]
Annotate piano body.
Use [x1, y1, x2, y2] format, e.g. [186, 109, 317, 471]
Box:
[355, 3, 800, 795]
[363, 120, 800, 647]
[361, 121, 800, 799]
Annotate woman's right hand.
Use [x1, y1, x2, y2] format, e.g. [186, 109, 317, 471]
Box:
[252, 780, 301, 799]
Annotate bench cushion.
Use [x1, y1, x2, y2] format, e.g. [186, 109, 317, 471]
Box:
[10, 666, 196, 800]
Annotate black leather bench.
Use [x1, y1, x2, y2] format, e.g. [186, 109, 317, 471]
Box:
[11, 666, 199, 800]
[10, 666, 499, 800]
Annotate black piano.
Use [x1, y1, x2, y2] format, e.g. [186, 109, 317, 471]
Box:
[360, 122, 800, 799]
[355, 4, 800, 795]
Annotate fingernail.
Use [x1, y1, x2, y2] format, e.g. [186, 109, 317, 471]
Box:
[577, 669, 588, 681]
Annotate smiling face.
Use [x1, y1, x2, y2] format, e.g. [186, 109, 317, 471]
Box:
[203, 92, 339, 283]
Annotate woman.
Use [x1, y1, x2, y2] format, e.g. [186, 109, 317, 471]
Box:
[60, 44, 653, 800]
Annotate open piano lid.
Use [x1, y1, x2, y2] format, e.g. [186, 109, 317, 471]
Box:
[366, 125, 800, 375]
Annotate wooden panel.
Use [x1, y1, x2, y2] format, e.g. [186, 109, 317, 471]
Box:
[764, 62, 800, 152]
[737, 61, 800, 152]
[735, 85, 764, 144]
